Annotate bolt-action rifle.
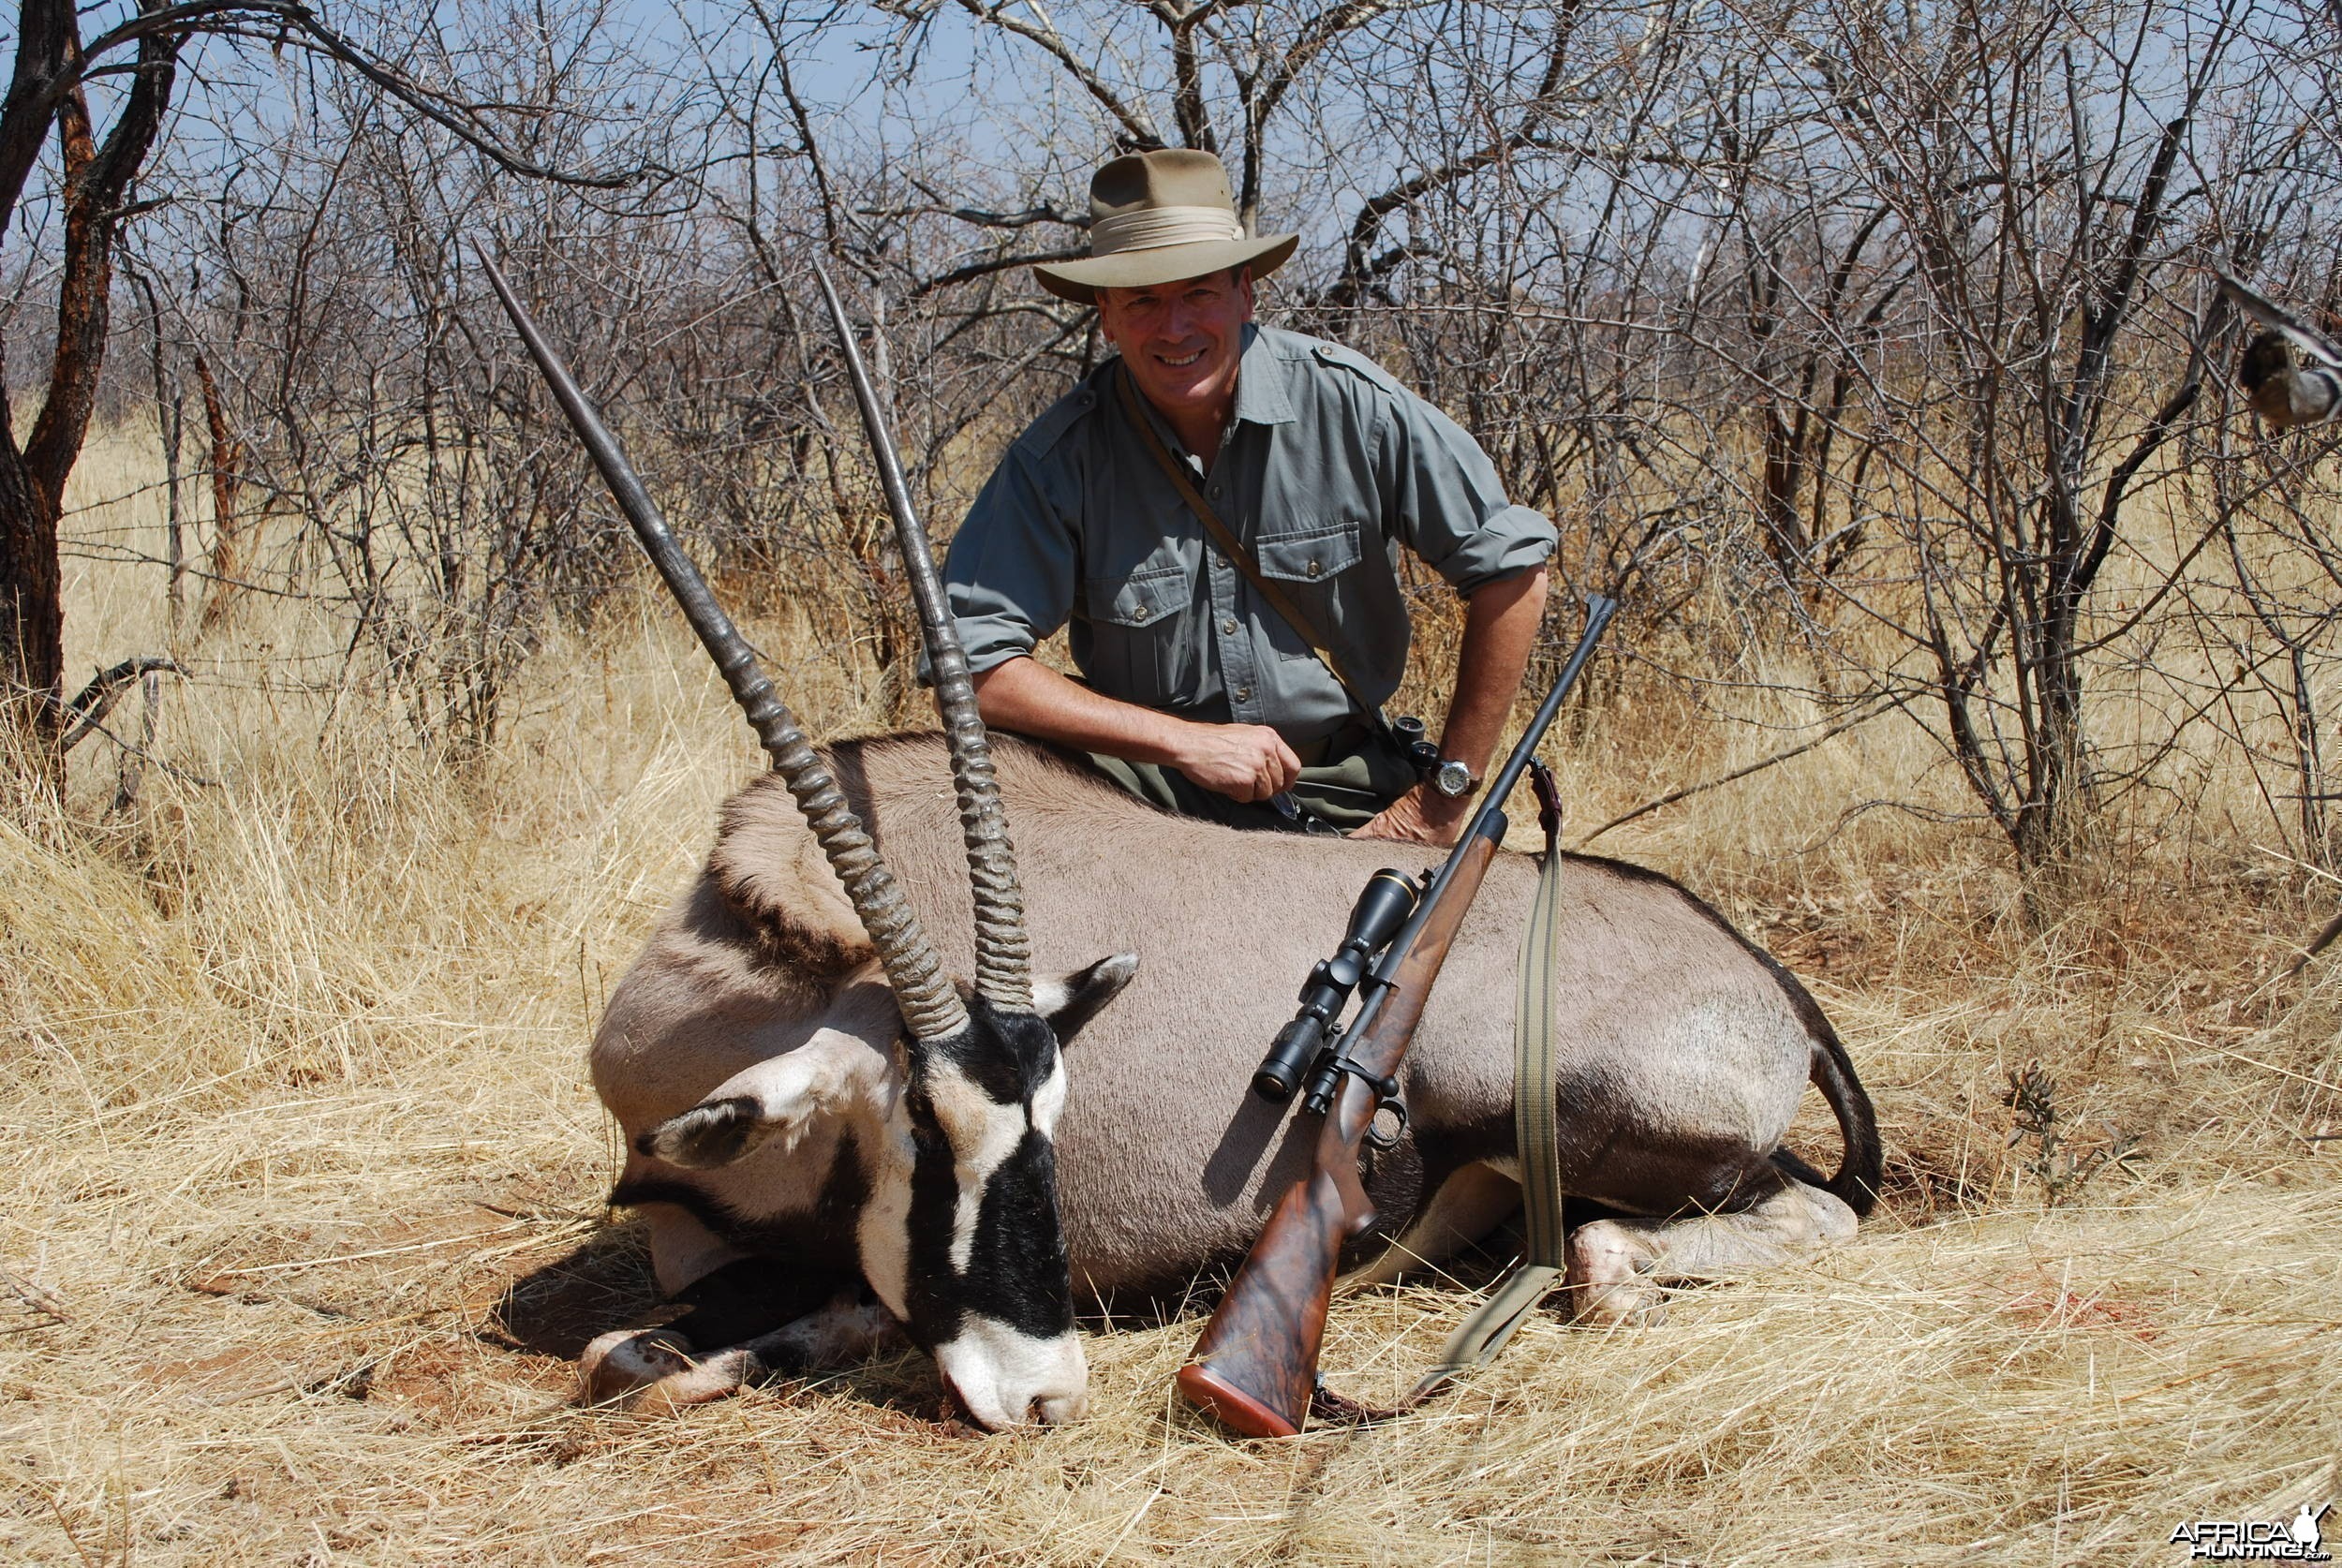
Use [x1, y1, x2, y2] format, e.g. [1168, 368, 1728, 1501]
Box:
[1178, 594, 1620, 1438]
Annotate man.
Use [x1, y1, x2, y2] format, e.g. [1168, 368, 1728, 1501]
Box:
[945, 149, 1555, 846]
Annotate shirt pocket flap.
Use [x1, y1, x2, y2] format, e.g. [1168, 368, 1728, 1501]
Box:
[1086, 562, 1186, 628]
[1255, 519, 1363, 583]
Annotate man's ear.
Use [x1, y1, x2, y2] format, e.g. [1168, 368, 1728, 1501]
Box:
[1035, 954, 1139, 1047]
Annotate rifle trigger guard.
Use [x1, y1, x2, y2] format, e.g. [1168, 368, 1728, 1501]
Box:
[1328, 1058, 1407, 1150]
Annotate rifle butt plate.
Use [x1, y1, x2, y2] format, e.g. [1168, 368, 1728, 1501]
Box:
[1176, 1362, 1302, 1439]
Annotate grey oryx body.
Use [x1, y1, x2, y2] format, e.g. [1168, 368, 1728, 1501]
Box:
[589, 731, 1882, 1408]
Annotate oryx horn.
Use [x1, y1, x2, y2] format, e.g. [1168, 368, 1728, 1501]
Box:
[473, 244, 971, 1044]
[813, 265, 1034, 1014]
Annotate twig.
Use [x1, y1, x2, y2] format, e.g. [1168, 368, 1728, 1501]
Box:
[1, 1264, 68, 1324]
[1574, 692, 1909, 846]
[2282, 905, 2342, 979]
[33, 1486, 99, 1568]
[57, 657, 183, 752]
[57, 709, 220, 789]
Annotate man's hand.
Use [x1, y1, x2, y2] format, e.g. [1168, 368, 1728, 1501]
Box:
[1351, 785, 1474, 847]
[1351, 564, 1549, 848]
[1170, 722, 1301, 803]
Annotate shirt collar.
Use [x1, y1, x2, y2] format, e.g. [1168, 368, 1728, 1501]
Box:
[1231, 325, 1297, 427]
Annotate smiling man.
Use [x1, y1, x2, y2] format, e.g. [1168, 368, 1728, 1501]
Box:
[943, 149, 1555, 845]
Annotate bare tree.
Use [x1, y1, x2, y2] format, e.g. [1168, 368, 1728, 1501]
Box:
[0, 0, 664, 784]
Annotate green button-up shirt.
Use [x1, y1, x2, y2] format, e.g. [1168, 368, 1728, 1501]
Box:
[944, 325, 1557, 745]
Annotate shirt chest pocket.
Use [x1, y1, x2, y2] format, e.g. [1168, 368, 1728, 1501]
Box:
[1078, 557, 1199, 707]
[1255, 519, 1363, 585]
[1248, 517, 1380, 676]
[1086, 560, 1189, 628]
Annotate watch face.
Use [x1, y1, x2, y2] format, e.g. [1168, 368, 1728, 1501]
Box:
[1433, 760, 1474, 798]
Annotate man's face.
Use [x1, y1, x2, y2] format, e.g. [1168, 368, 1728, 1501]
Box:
[1097, 268, 1255, 428]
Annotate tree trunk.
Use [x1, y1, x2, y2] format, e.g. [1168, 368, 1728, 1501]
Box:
[0, 0, 182, 791]
[0, 432, 64, 785]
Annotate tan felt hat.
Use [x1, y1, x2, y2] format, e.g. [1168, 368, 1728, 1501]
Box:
[1034, 149, 1298, 304]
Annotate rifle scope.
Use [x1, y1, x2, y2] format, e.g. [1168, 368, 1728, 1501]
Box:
[1252, 867, 1420, 1102]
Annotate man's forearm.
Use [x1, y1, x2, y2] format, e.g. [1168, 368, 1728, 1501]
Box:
[971, 656, 1304, 803]
[971, 657, 1194, 762]
[1349, 563, 1549, 845]
[1437, 564, 1551, 779]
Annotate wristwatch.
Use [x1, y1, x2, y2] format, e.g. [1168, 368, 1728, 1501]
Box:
[1430, 759, 1479, 800]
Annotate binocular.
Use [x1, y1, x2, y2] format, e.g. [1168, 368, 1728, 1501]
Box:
[1391, 715, 1443, 778]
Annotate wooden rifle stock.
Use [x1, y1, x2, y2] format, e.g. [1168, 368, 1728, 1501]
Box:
[1177, 821, 1504, 1437]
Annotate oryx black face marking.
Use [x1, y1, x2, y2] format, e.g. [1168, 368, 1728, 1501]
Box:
[906, 1125, 1072, 1343]
[919, 995, 1062, 1104]
[899, 999, 1075, 1348]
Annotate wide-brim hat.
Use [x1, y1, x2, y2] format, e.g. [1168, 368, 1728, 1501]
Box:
[1034, 149, 1298, 305]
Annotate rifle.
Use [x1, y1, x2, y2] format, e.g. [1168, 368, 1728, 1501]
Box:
[1177, 593, 1620, 1438]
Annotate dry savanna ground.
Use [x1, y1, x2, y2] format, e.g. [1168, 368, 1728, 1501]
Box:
[3, 426, 2338, 1565]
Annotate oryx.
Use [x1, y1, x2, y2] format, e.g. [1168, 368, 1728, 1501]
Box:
[587, 732, 1883, 1424]
[482, 256, 1137, 1429]
[488, 259, 1883, 1432]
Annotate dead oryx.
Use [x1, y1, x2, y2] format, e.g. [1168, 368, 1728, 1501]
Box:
[484, 259, 1882, 1432]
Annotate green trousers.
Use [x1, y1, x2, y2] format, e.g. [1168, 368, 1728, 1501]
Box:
[1083, 723, 1418, 834]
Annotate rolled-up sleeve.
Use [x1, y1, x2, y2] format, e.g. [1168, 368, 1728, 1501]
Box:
[1383, 392, 1556, 595]
[944, 443, 1078, 674]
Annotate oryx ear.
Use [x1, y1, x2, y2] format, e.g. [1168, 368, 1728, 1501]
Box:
[1035, 954, 1138, 1046]
[638, 1028, 870, 1169]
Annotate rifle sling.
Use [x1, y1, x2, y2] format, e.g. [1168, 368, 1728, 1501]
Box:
[1405, 778, 1570, 1400]
[1113, 363, 1385, 725]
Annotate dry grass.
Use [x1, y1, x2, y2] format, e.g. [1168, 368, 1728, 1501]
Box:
[3, 425, 2338, 1564]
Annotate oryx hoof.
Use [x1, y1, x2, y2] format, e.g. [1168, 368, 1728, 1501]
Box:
[1563, 1220, 1668, 1328]
[579, 1328, 757, 1413]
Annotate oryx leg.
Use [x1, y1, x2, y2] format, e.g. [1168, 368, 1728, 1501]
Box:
[1343, 1162, 1524, 1289]
[1563, 1178, 1858, 1327]
[580, 1292, 906, 1413]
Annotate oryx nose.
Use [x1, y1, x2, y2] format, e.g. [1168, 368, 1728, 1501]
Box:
[1033, 1389, 1089, 1425]
[933, 1327, 1089, 1431]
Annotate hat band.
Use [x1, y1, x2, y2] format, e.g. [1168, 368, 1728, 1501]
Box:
[1089, 204, 1247, 258]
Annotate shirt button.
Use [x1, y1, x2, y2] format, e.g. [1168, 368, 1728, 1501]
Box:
[1234, 686, 1252, 703]
[1210, 484, 1223, 497]
[1306, 560, 1322, 577]
[1132, 605, 1149, 622]
[1222, 617, 1238, 635]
